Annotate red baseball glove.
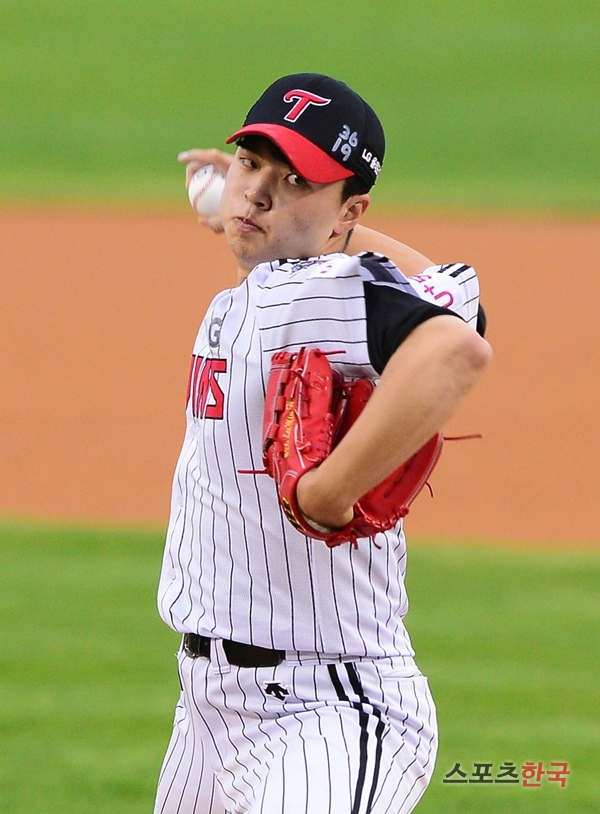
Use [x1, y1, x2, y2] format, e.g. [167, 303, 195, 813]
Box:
[262, 347, 443, 547]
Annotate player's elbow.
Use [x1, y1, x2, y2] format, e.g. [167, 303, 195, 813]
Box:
[446, 319, 492, 391]
[414, 314, 491, 394]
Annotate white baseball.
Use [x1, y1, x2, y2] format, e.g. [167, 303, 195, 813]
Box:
[188, 165, 226, 216]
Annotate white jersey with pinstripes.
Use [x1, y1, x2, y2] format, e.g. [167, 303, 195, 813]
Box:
[157, 251, 480, 658]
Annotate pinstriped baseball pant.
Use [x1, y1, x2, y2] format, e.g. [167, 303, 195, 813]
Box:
[154, 641, 438, 814]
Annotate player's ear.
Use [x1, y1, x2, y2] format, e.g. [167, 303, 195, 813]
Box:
[332, 194, 370, 238]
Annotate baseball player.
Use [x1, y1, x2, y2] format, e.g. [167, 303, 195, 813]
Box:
[154, 74, 491, 814]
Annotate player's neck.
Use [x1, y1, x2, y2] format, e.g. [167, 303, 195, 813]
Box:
[237, 263, 252, 285]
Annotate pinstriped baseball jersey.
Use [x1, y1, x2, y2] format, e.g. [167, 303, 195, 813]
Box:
[357, 253, 480, 330]
[157, 252, 480, 658]
[405, 262, 480, 328]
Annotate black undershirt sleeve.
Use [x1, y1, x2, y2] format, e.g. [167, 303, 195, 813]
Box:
[364, 281, 464, 374]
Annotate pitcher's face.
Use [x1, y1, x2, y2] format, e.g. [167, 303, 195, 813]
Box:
[220, 140, 351, 273]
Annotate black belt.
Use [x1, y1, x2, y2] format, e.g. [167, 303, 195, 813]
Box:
[183, 633, 285, 668]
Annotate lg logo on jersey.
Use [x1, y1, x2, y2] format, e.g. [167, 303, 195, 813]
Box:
[187, 355, 227, 420]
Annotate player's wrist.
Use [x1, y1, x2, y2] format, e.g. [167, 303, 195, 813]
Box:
[298, 510, 337, 534]
[296, 469, 354, 531]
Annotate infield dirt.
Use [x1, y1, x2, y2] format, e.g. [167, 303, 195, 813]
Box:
[2, 208, 598, 546]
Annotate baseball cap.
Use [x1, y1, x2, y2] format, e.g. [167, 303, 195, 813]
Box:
[226, 73, 385, 190]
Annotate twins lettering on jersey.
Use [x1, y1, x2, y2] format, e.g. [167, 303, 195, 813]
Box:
[186, 355, 227, 419]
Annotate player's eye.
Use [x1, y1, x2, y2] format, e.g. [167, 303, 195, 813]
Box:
[238, 153, 258, 169]
[286, 172, 307, 188]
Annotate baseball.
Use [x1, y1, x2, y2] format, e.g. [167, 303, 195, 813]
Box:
[188, 165, 226, 216]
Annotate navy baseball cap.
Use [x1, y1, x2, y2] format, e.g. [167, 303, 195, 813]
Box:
[226, 73, 385, 189]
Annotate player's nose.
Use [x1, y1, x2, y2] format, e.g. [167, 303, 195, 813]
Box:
[244, 176, 272, 210]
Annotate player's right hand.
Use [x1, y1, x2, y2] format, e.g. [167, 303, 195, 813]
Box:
[177, 148, 234, 234]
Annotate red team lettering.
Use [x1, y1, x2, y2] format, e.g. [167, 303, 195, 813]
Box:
[411, 272, 456, 309]
[186, 356, 227, 419]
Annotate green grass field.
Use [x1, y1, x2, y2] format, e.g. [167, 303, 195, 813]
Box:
[1, 0, 599, 212]
[1, 523, 598, 813]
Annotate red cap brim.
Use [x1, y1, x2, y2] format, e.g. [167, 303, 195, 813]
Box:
[226, 123, 353, 184]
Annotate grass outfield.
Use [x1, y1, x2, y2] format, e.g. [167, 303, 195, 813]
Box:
[407, 542, 600, 813]
[0, 523, 598, 812]
[1, 0, 599, 212]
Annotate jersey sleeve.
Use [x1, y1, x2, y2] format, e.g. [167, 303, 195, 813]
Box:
[364, 281, 463, 374]
[357, 252, 486, 373]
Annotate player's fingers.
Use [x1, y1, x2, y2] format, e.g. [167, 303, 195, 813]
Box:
[177, 148, 219, 165]
[198, 214, 224, 234]
[178, 149, 233, 183]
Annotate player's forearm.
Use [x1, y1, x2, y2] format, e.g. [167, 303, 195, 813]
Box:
[297, 316, 492, 528]
[346, 225, 433, 275]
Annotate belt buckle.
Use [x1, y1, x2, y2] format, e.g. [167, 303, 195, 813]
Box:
[183, 633, 211, 659]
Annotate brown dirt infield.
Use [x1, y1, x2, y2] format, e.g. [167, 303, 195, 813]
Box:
[1, 207, 598, 546]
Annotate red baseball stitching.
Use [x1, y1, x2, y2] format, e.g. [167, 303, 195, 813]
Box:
[191, 169, 218, 210]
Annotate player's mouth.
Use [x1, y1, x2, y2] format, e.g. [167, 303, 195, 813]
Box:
[233, 216, 264, 233]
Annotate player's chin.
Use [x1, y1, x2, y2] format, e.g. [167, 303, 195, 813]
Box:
[226, 235, 270, 270]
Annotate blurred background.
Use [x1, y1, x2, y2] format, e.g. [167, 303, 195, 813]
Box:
[2, 0, 598, 211]
[1, 1, 598, 812]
